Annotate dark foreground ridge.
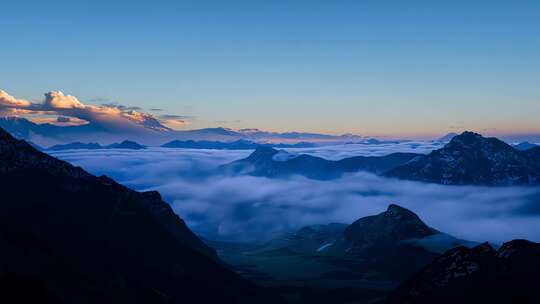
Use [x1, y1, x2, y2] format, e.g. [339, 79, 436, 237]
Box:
[0, 126, 277, 304]
[387, 239, 540, 303]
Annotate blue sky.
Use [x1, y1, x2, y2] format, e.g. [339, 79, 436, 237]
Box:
[1, 0, 539, 137]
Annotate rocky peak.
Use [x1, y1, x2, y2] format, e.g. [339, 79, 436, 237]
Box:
[385, 204, 421, 219]
[389, 239, 540, 303]
[444, 131, 514, 155]
[386, 131, 540, 185]
[344, 204, 436, 250]
[472, 242, 496, 255]
[497, 239, 540, 259]
[246, 146, 279, 161]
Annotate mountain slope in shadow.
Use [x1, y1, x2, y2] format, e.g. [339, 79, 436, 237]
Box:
[387, 239, 540, 303]
[0, 126, 277, 304]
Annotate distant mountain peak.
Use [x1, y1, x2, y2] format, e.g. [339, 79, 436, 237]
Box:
[387, 131, 540, 185]
[453, 130, 481, 139]
[514, 141, 539, 151]
[447, 131, 486, 146]
[247, 146, 279, 159]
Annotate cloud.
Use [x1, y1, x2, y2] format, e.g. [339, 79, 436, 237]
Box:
[29, 116, 88, 126]
[43, 91, 85, 109]
[0, 90, 31, 107]
[0, 89, 191, 131]
[100, 102, 142, 111]
[49, 143, 540, 244]
[158, 114, 193, 129]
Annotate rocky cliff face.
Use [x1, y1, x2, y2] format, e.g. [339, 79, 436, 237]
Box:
[386, 131, 540, 185]
[388, 239, 540, 303]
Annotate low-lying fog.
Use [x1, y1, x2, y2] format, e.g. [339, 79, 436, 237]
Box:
[50, 142, 540, 244]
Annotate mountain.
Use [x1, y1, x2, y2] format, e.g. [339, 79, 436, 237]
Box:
[0, 116, 363, 146]
[161, 139, 316, 150]
[236, 128, 363, 141]
[105, 140, 146, 150]
[26, 140, 44, 151]
[0, 116, 151, 145]
[0, 116, 106, 140]
[388, 240, 540, 303]
[47, 140, 146, 151]
[436, 132, 458, 143]
[0, 126, 275, 303]
[344, 204, 438, 256]
[220, 147, 420, 180]
[367, 138, 401, 144]
[386, 131, 540, 185]
[513, 141, 539, 151]
[210, 204, 474, 303]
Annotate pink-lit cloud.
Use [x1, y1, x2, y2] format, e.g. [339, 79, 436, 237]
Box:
[0, 89, 190, 131]
[0, 90, 32, 107]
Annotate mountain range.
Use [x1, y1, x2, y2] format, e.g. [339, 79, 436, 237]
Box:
[47, 140, 147, 151]
[161, 139, 316, 149]
[221, 131, 540, 185]
[0, 116, 365, 146]
[386, 131, 540, 185]
[220, 146, 419, 180]
[2, 122, 540, 303]
[0, 126, 274, 303]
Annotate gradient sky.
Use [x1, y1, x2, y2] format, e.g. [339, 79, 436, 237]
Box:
[1, 0, 539, 137]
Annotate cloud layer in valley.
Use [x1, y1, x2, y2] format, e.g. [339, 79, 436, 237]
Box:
[50, 143, 540, 244]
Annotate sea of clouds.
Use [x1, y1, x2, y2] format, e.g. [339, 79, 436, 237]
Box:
[50, 141, 540, 244]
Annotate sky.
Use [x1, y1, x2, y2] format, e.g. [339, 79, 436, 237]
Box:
[1, 0, 539, 137]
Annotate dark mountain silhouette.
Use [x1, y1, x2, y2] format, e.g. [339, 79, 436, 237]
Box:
[105, 140, 146, 150]
[220, 147, 420, 180]
[161, 139, 315, 149]
[344, 204, 437, 256]
[0, 116, 106, 139]
[386, 131, 540, 185]
[0, 126, 276, 303]
[47, 140, 146, 151]
[26, 140, 44, 151]
[388, 239, 540, 303]
[513, 141, 539, 151]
